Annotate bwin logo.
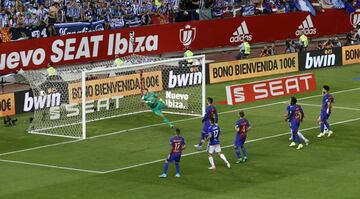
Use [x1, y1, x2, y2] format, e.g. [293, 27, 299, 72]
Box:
[179, 25, 196, 47]
[23, 92, 61, 112]
[168, 70, 202, 89]
[230, 21, 252, 43]
[295, 15, 317, 36]
[305, 53, 336, 69]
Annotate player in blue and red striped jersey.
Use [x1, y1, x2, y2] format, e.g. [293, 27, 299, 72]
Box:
[286, 105, 310, 146]
[234, 111, 251, 163]
[194, 97, 218, 150]
[159, 128, 186, 178]
[317, 85, 334, 138]
[286, 97, 305, 150]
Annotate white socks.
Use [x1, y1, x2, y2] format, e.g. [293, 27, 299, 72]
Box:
[208, 156, 215, 167]
[219, 154, 229, 164]
[298, 131, 309, 142]
[209, 154, 230, 168]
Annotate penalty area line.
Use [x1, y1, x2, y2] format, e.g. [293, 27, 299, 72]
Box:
[300, 103, 360, 111]
[0, 159, 104, 174]
[0, 87, 359, 158]
[102, 117, 360, 174]
[1, 117, 359, 174]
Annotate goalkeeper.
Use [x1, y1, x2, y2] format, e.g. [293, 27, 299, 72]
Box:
[141, 88, 173, 128]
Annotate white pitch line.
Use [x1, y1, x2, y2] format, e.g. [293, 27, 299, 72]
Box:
[103, 117, 360, 174]
[0, 159, 104, 174]
[300, 103, 360, 111]
[1, 117, 360, 174]
[0, 87, 359, 158]
[89, 87, 360, 140]
[0, 139, 82, 157]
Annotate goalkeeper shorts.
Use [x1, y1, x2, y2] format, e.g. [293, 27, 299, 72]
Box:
[152, 101, 166, 116]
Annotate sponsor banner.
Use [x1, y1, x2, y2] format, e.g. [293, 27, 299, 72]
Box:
[165, 91, 189, 109]
[225, 73, 316, 105]
[0, 9, 352, 74]
[0, 93, 15, 116]
[54, 20, 105, 36]
[342, 45, 360, 65]
[50, 96, 123, 120]
[68, 71, 163, 103]
[299, 48, 342, 71]
[209, 53, 299, 84]
[164, 65, 202, 89]
[14, 90, 63, 114]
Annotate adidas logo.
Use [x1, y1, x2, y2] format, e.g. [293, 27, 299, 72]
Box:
[230, 21, 252, 43]
[295, 15, 317, 36]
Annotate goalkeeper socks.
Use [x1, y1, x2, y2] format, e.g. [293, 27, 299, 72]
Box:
[163, 117, 172, 127]
[175, 162, 180, 174]
[235, 147, 241, 159]
[240, 146, 247, 157]
[163, 162, 169, 174]
[219, 154, 229, 164]
[208, 156, 215, 167]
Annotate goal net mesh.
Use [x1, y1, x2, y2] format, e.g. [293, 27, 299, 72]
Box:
[20, 55, 205, 139]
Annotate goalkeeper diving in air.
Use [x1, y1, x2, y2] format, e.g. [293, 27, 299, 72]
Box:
[141, 88, 174, 128]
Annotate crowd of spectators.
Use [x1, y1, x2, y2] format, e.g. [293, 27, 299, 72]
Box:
[0, 0, 328, 42]
[344, 25, 360, 46]
[259, 43, 276, 57]
[0, 0, 357, 43]
[317, 37, 342, 49]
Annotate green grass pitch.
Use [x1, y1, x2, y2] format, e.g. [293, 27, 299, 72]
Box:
[0, 64, 360, 199]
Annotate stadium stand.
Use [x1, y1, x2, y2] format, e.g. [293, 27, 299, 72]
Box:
[1, 0, 355, 41]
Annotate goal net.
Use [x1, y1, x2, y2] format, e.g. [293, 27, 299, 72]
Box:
[21, 55, 206, 139]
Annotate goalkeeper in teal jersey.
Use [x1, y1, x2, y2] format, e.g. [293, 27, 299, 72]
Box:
[141, 88, 173, 128]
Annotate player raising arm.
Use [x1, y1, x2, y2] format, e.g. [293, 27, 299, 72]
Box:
[194, 97, 218, 150]
[234, 111, 251, 163]
[159, 128, 186, 178]
[206, 117, 230, 170]
[317, 85, 334, 137]
[141, 88, 173, 128]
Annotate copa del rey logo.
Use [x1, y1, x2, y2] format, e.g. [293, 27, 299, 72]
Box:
[179, 25, 196, 47]
[230, 21, 252, 43]
[350, 10, 360, 28]
[295, 15, 317, 36]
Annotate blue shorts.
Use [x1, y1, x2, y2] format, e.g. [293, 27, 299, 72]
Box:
[234, 134, 246, 147]
[201, 123, 210, 139]
[202, 122, 210, 133]
[320, 113, 330, 122]
[290, 121, 300, 132]
[167, 153, 181, 162]
[200, 133, 208, 140]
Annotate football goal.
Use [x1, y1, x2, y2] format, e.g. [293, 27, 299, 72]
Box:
[21, 55, 206, 139]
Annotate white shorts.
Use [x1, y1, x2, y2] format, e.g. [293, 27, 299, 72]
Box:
[207, 144, 221, 154]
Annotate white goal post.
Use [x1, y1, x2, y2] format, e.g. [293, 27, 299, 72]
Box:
[24, 55, 206, 139]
